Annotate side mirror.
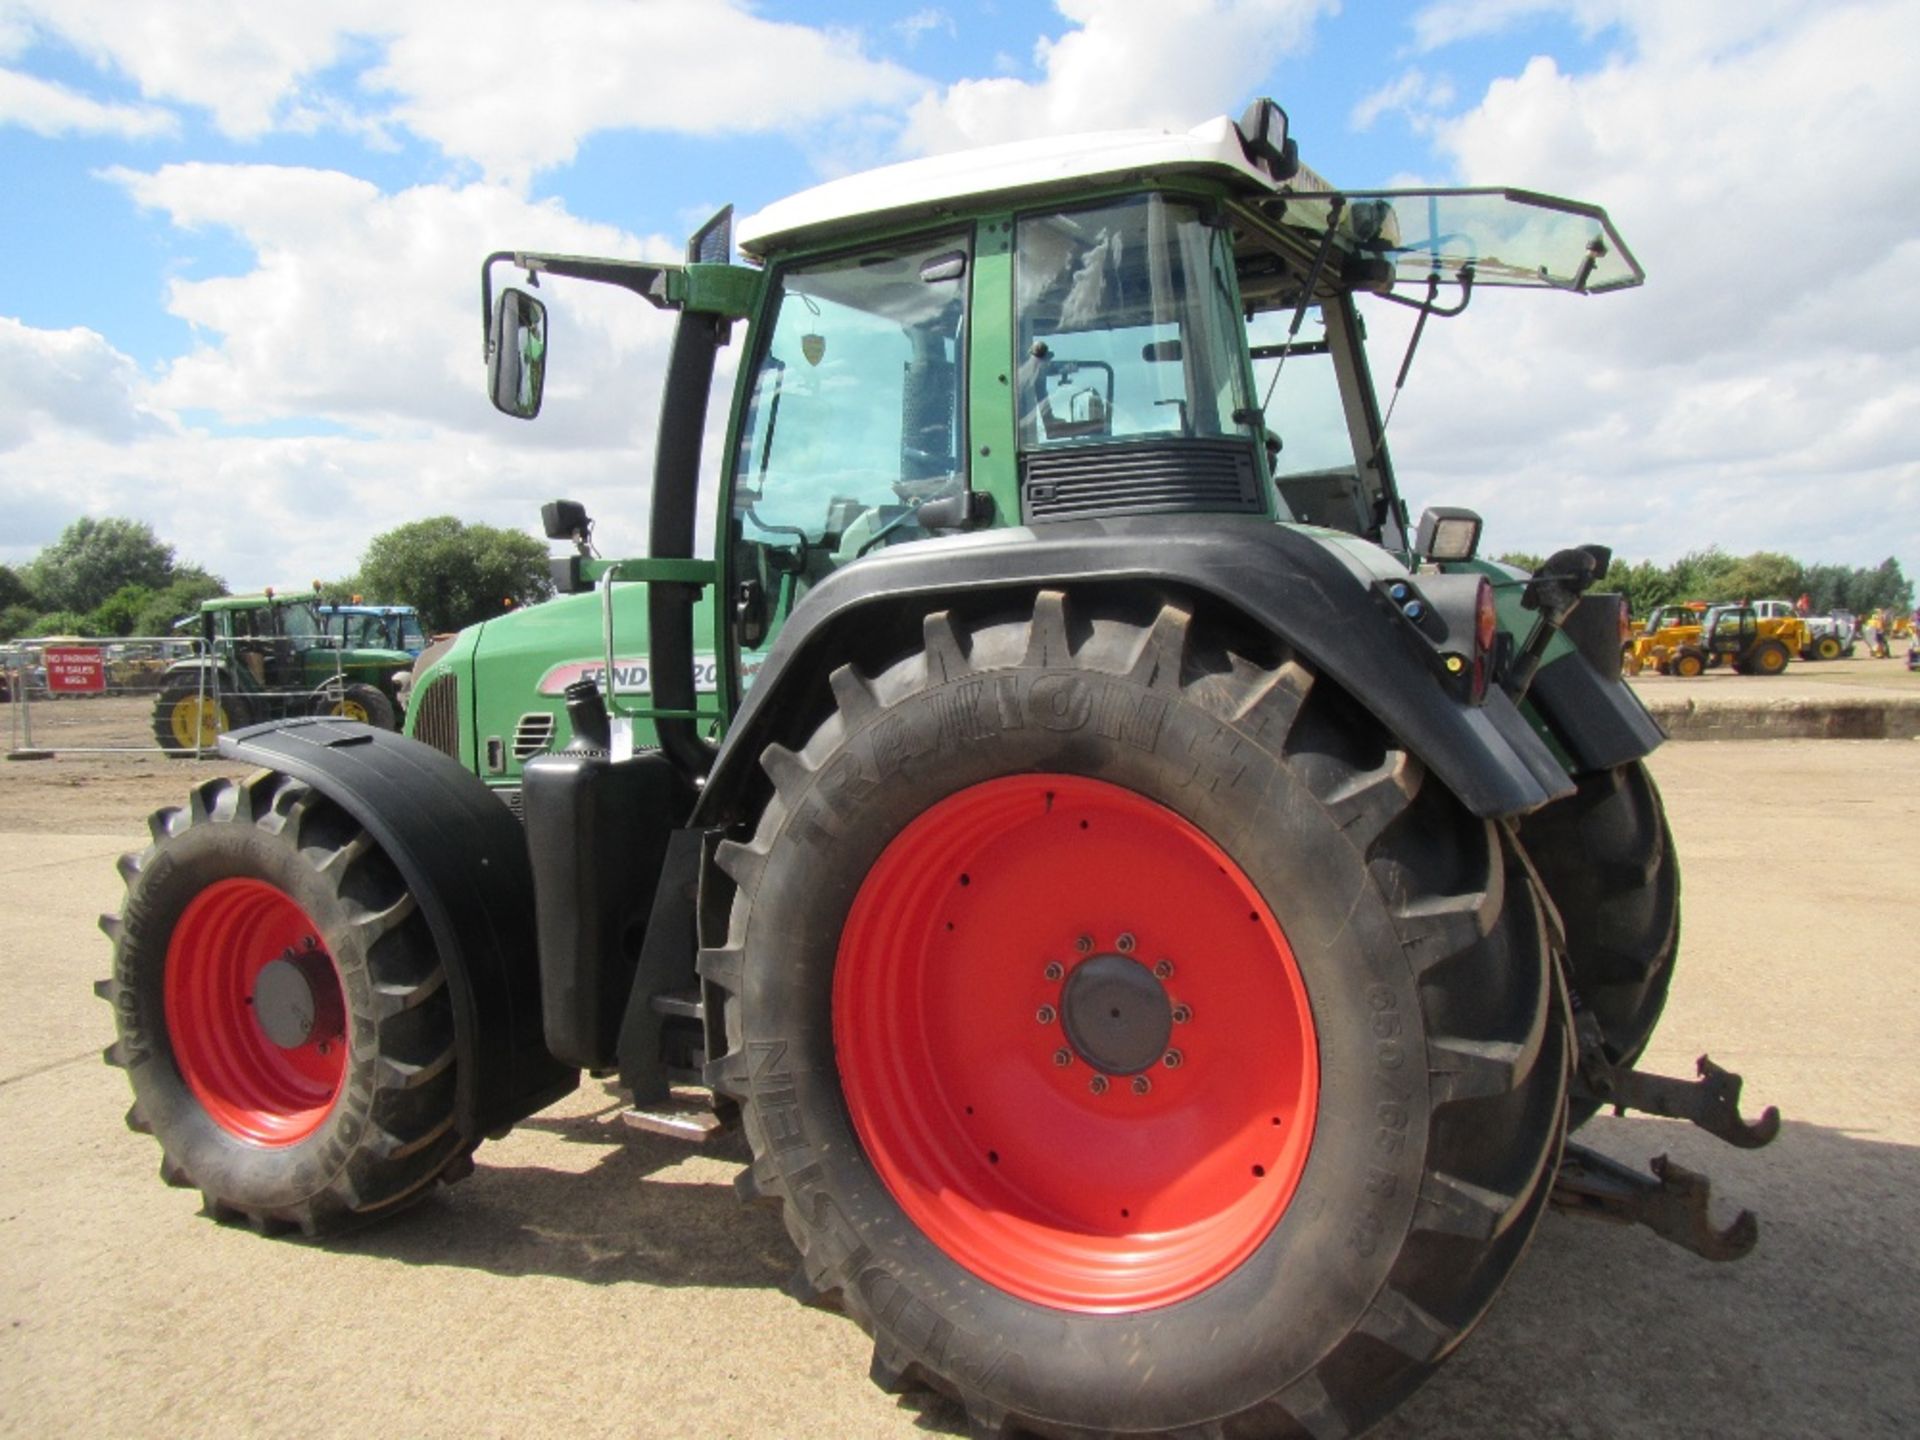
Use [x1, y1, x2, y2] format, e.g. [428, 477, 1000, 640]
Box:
[489, 287, 547, 419]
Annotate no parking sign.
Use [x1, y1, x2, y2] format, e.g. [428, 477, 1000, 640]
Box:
[44, 646, 106, 693]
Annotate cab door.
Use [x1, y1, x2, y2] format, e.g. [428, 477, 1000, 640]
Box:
[722, 230, 973, 699]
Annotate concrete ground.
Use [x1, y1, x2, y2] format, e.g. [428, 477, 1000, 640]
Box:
[2, 740, 1916, 1438]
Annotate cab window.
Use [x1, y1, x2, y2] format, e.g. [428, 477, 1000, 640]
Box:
[1014, 196, 1255, 450]
[732, 233, 970, 568]
[1247, 306, 1367, 531]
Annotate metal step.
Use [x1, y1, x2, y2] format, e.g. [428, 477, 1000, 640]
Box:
[620, 1097, 734, 1143]
[650, 990, 704, 1022]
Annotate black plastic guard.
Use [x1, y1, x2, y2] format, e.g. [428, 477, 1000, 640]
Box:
[219, 718, 577, 1139]
[1528, 652, 1667, 773]
[696, 516, 1576, 827]
[523, 749, 685, 1071]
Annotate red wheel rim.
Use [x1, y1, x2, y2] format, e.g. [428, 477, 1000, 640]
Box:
[834, 774, 1319, 1313]
[164, 878, 347, 1146]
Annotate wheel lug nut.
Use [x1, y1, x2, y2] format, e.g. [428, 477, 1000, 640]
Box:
[1171, 1004, 1192, 1024]
[1116, 932, 1135, 953]
[1075, 935, 1093, 954]
[1053, 1048, 1072, 1067]
[1043, 961, 1064, 982]
[1089, 1075, 1109, 1095]
[1162, 1049, 1183, 1069]
[1153, 959, 1173, 979]
[1036, 1004, 1056, 1025]
[1131, 1075, 1151, 1095]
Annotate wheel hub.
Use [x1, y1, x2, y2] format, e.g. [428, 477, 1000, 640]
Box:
[1060, 953, 1172, 1075]
[251, 942, 343, 1050]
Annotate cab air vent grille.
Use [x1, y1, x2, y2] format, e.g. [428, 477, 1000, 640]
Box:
[1021, 440, 1262, 521]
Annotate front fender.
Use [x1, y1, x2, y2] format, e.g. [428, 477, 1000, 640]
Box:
[219, 718, 575, 1139]
[697, 516, 1575, 825]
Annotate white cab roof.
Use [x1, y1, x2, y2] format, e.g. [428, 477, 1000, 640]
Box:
[737, 115, 1318, 260]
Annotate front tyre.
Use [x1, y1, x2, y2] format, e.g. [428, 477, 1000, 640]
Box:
[97, 772, 472, 1234]
[705, 592, 1568, 1439]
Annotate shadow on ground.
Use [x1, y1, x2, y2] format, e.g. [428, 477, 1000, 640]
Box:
[330, 1107, 1920, 1439]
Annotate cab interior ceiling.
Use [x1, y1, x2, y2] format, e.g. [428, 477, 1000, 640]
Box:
[784, 246, 964, 326]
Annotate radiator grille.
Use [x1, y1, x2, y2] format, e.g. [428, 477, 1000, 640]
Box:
[1022, 440, 1262, 521]
[412, 670, 460, 761]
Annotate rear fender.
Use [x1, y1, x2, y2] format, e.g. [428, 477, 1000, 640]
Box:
[218, 719, 576, 1140]
[694, 516, 1576, 828]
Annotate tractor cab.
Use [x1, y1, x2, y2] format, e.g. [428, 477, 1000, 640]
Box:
[473, 113, 1641, 773]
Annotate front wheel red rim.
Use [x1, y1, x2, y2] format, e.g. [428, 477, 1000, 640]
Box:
[164, 878, 347, 1146]
[833, 774, 1319, 1313]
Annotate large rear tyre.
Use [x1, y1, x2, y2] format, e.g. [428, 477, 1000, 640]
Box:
[705, 592, 1569, 1439]
[154, 680, 251, 756]
[97, 771, 472, 1235]
[1748, 639, 1791, 675]
[1670, 648, 1706, 678]
[1517, 760, 1679, 1127]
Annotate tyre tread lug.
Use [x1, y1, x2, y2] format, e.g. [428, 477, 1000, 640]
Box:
[759, 742, 812, 797]
[1021, 589, 1072, 667]
[921, 610, 969, 684]
[1414, 1168, 1519, 1240]
[1426, 1035, 1525, 1103]
[1358, 1286, 1455, 1363]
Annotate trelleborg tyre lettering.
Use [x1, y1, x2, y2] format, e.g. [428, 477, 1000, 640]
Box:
[701, 590, 1569, 1439]
[96, 772, 472, 1235]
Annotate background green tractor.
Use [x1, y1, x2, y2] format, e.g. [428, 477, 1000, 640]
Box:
[105, 101, 1774, 1438]
[152, 589, 412, 752]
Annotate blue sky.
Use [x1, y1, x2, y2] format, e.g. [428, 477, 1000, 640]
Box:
[1, 1, 1914, 590]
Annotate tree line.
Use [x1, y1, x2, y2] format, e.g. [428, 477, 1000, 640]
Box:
[1, 515, 553, 642]
[1496, 547, 1912, 620]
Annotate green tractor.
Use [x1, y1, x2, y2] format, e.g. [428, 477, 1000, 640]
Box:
[152, 589, 411, 752]
[101, 102, 1777, 1438]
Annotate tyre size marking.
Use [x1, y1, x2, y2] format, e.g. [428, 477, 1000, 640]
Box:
[1351, 984, 1415, 1254]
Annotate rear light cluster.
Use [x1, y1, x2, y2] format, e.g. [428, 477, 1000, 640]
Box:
[1382, 575, 1499, 704]
[1472, 578, 1498, 702]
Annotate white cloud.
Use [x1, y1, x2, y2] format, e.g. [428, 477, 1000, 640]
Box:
[107, 161, 678, 441]
[3, 0, 386, 138]
[366, 1, 926, 185]
[0, 161, 723, 584]
[1350, 68, 1456, 132]
[894, 9, 958, 47]
[4, 1, 925, 185]
[0, 66, 175, 138]
[1369, 0, 1920, 565]
[903, 0, 1334, 153]
[0, 317, 169, 454]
